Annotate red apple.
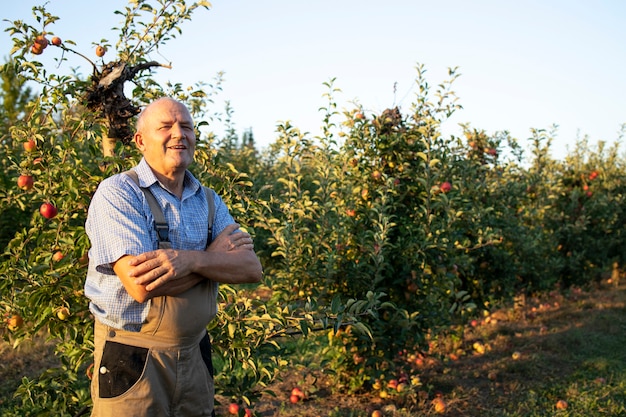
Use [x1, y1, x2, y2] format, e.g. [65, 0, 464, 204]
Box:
[290, 387, 305, 400]
[228, 402, 239, 415]
[40, 202, 58, 219]
[17, 174, 34, 190]
[23, 139, 36, 152]
[433, 397, 446, 413]
[556, 400, 568, 410]
[289, 394, 300, 404]
[244, 409, 253, 417]
[31, 44, 44, 55]
[34, 35, 48, 49]
[52, 251, 64, 262]
[51, 36, 62, 46]
[440, 181, 452, 193]
[95, 45, 106, 57]
[7, 314, 23, 331]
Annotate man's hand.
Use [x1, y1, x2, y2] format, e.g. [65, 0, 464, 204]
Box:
[128, 249, 193, 291]
[129, 223, 255, 291]
[208, 223, 255, 252]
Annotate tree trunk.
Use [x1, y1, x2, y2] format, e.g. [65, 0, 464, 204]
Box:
[102, 136, 117, 158]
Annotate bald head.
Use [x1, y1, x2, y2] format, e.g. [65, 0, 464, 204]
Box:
[136, 97, 191, 135]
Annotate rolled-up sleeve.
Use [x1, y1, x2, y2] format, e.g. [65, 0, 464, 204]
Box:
[86, 175, 157, 275]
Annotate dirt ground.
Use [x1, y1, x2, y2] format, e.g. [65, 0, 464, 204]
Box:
[215, 279, 626, 416]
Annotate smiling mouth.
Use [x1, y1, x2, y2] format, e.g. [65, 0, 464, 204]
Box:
[168, 144, 187, 150]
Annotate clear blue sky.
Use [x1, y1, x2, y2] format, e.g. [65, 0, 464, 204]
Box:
[4, 1, 625, 160]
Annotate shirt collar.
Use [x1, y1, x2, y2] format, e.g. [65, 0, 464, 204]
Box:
[135, 158, 202, 199]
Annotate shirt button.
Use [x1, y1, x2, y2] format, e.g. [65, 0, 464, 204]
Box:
[99, 366, 108, 375]
[108, 330, 116, 338]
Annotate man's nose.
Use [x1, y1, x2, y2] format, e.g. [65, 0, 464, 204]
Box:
[171, 124, 186, 139]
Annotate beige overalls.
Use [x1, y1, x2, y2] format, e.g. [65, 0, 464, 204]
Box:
[91, 280, 218, 417]
[90, 171, 218, 416]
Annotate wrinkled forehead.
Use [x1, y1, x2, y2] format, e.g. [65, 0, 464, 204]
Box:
[138, 98, 193, 129]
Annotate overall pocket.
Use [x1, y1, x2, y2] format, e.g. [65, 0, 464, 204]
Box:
[98, 341, 149, 398]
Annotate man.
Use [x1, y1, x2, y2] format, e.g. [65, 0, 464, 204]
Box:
[84, 97, 263, 417]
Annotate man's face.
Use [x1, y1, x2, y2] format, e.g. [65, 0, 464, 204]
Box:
[134, 99, 196, 176]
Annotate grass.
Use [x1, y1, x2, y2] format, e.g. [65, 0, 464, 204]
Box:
[0, 332, 58, 410]
[3, 280, 626, 416]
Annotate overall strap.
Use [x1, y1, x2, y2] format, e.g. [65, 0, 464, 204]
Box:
[203, 187, 215, 244]
[124, 170, 215, 248]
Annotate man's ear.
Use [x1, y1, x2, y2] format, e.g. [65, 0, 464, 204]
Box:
[134, 132, 144, 151]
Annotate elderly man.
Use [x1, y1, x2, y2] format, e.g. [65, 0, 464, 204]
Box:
[84, 97, 263, 416]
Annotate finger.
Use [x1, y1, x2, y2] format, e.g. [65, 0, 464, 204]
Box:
[134, 265, 167, 285]
[145, 277, 165, 292]
[128, 250, 160, 266]
[129, 258, 162, 277]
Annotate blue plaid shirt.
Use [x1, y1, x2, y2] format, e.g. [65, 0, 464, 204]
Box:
[84, 158, 235, 331]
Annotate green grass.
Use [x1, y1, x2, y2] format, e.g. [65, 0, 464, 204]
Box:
[416, 284, 626, 417]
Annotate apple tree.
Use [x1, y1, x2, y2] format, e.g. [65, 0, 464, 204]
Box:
[0, 1, 283, 415]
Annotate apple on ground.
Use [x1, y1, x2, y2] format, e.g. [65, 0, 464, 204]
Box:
[228, 402, 239, 415]
[556, 400, 568, 410]
[289, 394, 300, 404]
[290, 387, 305, 400]
[432, 397, 446, 413]
[371, 410, 383, 417]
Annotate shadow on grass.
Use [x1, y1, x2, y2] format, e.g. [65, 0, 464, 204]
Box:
[423, 284, 626, 416]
